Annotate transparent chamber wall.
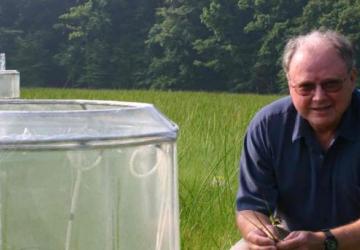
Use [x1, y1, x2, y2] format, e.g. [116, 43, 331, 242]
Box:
[0, 142, 179, 250]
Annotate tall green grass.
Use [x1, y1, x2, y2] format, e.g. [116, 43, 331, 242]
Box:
[21, 88, 280, 250]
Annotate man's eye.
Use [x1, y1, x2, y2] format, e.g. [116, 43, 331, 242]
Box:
[298, 84, 314, 91]
[324, 80, 342, 89]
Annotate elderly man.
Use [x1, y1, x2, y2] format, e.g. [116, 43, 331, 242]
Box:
[233, 29, 360, 250]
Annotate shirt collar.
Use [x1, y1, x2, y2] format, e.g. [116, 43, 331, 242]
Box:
[292, 113, 310, 142]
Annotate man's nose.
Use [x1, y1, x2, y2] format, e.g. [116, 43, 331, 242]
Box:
[312, 85, 327, 100]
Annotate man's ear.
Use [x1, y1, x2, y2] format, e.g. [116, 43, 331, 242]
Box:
[286, 73, 290, 81]
[286, 73, 292, 93]
[350, 68, 358, 85]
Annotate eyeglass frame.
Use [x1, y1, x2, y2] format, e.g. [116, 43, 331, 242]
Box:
[289, 75, 350, 96]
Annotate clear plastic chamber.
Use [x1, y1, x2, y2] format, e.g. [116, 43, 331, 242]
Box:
[0, 99, 179, 250]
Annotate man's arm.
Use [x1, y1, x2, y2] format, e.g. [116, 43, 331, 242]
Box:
[236, 210, 277, 249]
[330, 218, 360, 249]
[276, 218, 360, 250]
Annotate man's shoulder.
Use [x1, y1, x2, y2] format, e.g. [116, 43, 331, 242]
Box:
[251, 96, 295, 124]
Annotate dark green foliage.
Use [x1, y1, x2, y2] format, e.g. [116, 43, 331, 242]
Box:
[145, 1, 219, 90]
[54, 0, 112, 87]
[1, 0, 360, 92]
[0, 0, 73, 86]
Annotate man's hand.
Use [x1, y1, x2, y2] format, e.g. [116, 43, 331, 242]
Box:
[245, 226, 277, 250]
[276, 231, 325, 250]
[237, 210, 281, 249]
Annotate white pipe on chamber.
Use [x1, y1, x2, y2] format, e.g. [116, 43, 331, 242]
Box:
[65, 151, 103, 250]
[0, 54, 5, 71]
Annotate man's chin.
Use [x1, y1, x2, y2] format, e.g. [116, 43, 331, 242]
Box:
[308, 117, 336, 132]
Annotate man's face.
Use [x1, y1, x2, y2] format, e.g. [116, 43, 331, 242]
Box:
[287, 43, 356, 133]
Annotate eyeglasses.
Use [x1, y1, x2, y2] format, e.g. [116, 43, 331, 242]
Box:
[290, 77, 348, 96]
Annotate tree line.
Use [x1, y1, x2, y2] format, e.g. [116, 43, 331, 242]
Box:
[1, 0, 360, 93]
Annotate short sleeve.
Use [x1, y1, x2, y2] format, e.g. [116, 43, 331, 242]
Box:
[236, 116, 278, 216]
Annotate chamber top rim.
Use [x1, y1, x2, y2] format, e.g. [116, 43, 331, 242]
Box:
[0, 99, 178, 146]
[0, 99, 152, 113]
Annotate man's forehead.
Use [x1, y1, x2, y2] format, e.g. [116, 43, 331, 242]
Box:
[287, 42, 348, 82]
[296, 38, 334, 56]
[290, 41, 343, 70]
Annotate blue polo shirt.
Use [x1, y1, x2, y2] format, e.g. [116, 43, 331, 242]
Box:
[236, 90, 360, 231]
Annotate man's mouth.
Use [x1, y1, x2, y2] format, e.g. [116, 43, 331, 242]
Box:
[311, 105, 332, 112]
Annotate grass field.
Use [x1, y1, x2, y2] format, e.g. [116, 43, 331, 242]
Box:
[21, 88, 281, 250]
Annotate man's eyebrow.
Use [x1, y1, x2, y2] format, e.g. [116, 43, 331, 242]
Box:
[295, 76, 344, 85]
[294, 80, 315, 86]
[321, 77, 343, 81]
